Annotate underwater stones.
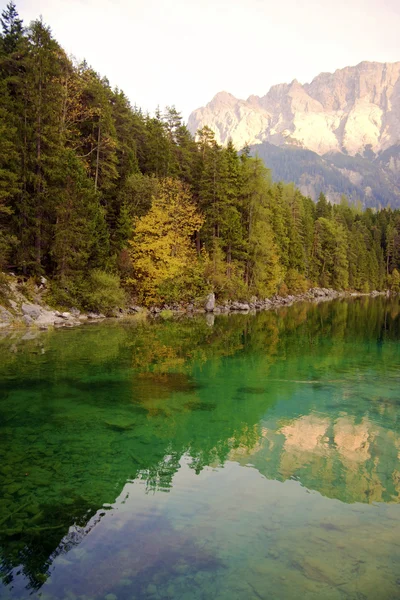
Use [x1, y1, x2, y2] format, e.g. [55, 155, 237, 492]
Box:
[104, 594, 118, 600]
[173, 561, 189, 575]
[146, 584, 158, 596]
[292, 556, 342, 586]
[237, 386, 265, 394]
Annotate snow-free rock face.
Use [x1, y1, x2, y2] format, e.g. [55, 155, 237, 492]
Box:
[188, 61, 400, 157]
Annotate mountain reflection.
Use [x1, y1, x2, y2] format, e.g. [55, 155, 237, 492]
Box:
[0, 296, 399, 593]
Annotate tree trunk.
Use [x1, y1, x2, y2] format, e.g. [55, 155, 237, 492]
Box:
[94, 121, 101, 192]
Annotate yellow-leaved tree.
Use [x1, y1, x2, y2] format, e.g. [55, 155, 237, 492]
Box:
[128, 178, 205, 305]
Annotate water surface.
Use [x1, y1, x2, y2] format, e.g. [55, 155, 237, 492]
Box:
[1, 298, 400, 599]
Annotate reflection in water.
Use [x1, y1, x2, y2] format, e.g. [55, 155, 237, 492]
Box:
[0, 297, 399, 599]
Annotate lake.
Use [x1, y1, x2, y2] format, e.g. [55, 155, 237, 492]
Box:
[0, 297, 399, 600]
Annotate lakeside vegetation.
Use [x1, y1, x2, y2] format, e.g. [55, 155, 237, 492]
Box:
[1, 3, 400, 310]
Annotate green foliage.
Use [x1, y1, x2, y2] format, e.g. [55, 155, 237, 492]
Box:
[285, 269, 310, 294]
[49, 270, 125, 313]
[389, 268, 400, 293]
[84, 270, 126, 313]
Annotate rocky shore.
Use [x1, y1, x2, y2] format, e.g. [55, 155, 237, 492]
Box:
[0, 274, 389, 331]
[148, 287, 387, 317]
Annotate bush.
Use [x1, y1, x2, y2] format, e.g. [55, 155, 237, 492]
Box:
[84, 270, 127, 314]
[49, 270, 126, 314]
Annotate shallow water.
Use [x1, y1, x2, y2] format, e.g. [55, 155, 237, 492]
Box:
[0, 297, 400, 600]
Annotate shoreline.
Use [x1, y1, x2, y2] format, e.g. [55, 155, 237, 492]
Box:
[0, 282, 391, 332]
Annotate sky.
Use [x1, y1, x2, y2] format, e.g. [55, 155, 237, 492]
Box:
[4, 0, 400, 121]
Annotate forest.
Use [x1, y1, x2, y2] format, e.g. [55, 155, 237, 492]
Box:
[1, 2, 400, 311]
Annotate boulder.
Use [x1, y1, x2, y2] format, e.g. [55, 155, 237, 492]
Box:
[22, 314, 34, 326]
[21, 303, 42, 319]
[204, 293, 215, 312]
[35, 311, 59, 327]
[61, 312, 71, 319]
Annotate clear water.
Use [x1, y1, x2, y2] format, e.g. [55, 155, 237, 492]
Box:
[0, 298, 400, 600]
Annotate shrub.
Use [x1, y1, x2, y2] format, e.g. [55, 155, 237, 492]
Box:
[48, 271, 126, 314]
[84, 270, 126, 314]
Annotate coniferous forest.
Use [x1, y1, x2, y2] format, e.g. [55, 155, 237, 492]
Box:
[1, 2, 400, 311]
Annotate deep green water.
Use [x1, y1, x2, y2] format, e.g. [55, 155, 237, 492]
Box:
[1, 298, 400, 600]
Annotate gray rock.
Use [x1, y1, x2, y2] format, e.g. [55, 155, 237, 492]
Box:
[61, 312, 71, 319]
[204, 293, 215, 312]
[21, 303, 42, 319]
[22, 314, 34, 326]
[9, 300, 18, 311]
[35, 311, 59, 327]
[128, 305, 141, 313]
[0, 307, 13, 322]
[231, 301, 250, 311]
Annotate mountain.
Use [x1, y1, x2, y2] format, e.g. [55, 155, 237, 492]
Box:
[246, 142, 400, 208]
[188, 62, 400, 206]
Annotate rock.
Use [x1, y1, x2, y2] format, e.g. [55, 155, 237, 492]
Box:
[204, 292, 215, 312]
[35, 310, 59, 327]
[61, 312, 71, 319]
[40, 276, 47, 286]
[22, 314, 34, 326]
[70, 307, 81, 316]
[230, 301, 250, 311]
[186, 303, 194, 312]
[128, 305, 141, 313]
[9, 300, 18, 311]
[104, 595, 117, 600]
[0, 307, 13, 323]
[21, 303, 42, 319]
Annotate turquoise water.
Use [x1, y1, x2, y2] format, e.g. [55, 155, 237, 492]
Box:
[0, 298, 400, 599]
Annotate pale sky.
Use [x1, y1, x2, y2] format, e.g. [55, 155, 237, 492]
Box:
[4, 0, 400, 121]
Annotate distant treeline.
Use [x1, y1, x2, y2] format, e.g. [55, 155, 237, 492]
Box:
[0, 3, 400, 309]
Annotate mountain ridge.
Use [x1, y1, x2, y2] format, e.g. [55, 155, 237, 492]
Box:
[188, 61, 400, 156]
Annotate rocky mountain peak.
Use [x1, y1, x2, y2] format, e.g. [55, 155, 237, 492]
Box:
[188, 61, 400, 156]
